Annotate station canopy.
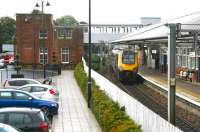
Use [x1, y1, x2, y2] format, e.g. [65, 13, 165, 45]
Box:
[113, 12, 200, 44]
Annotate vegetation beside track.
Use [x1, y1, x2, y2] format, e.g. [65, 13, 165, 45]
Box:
[74, 62, 141, 132]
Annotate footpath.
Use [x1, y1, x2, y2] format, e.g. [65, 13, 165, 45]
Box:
[52, 70, 101, 132]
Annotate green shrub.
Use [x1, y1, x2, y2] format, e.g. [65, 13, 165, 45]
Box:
[74, 62, 142, 132]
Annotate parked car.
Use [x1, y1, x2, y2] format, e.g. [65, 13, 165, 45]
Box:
[0, 107, 50, 132]
[3, 78, 54, 88]
[0, 89, 59, 115]
[3, 54, 14, 65]
[0, 123, 23, 132]
[3, 78, 41, 88]
[18, 84, 59, 101]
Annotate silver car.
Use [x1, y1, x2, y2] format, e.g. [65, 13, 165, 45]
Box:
[17, 84, 59, 102]
[3, 78, 42, 88]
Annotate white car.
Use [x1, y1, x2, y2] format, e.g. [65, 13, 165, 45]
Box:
[3, 78, 42, 88]
[17, 84, 59, 102]
[3, 78, 54, 88]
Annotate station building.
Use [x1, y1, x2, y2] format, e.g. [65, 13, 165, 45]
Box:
[16, 10, 83, 69]
[113, 13, 200, 82]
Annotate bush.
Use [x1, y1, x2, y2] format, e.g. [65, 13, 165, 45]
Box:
[74, 62, 141, 132]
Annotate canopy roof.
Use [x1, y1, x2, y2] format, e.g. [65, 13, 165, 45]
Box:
[113, 12, 200, 44]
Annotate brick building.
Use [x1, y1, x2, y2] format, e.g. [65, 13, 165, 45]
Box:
[16, 10, 83, 69]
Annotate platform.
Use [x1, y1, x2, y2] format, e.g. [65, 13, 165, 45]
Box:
[139, 67, 200, 103]
[52, 71, 102, 132]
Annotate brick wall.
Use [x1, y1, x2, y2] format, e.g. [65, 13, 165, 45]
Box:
[16, 13, 83, 69]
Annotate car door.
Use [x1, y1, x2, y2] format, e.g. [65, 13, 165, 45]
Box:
[0, 91, 14, 107]
[31, 86, 47, 98]
[13, 92, 32, 107]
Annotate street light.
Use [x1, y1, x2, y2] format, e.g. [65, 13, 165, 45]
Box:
[35, 0, 51, 79]
[88, 0, 92, 108]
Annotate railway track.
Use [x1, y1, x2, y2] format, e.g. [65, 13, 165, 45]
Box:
[103, 70, 200, 132]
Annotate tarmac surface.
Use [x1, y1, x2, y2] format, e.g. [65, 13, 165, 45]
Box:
[52, 70, 102, 132]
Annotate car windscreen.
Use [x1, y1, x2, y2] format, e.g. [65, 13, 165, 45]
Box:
[122, 50, 135, 64]
[8, 80, 27, 86]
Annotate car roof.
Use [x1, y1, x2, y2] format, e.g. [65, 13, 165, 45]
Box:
[7, 78, 41, 82]
[0, 123, 19, 131]
[0, 89, 28, 92]
[0, 89, 34, 96]
[0, 107, 41, 113]
[19, 84, 52, 88]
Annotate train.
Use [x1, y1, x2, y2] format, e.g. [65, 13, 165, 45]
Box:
[110, 48, 140, 82]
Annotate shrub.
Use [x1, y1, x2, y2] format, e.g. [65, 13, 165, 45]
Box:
[74, 62, 141, 132]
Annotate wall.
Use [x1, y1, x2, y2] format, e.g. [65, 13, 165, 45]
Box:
[82, 58, 182, 132]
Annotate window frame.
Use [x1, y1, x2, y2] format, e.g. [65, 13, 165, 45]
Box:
[39, 29, 48, 39]
[61, 48, 69, 64]
[39, 48, 48, 64]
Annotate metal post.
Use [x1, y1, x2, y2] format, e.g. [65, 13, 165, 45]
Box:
[41, 0, 46, 79]
[87, 0, 92, 108]
[193, 32, 198, 71]
[147, 47, 151, 68]
[42, 1, 44, 13]
[167, 24, 176, 125]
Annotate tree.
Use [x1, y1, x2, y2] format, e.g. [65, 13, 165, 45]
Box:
[0, 17, 16, 53]
[55, 15, 79, 26]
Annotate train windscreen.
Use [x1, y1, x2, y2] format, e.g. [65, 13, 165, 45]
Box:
[122, 50, 135, 64]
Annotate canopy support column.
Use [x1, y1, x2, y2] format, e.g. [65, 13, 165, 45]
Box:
[167, 24, 176, 125]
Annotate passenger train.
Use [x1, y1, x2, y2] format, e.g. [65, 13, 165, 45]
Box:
[111, 48, 140, 82]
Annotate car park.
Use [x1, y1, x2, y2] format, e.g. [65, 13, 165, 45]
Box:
[0, 107, 50, 132]
[0, 89, 59, 115]
[18, 84, 59, 101]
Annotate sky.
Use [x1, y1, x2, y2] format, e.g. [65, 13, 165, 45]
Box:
[0, 0, 200, 24]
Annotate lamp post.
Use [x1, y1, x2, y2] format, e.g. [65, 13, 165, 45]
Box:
[87, 0, 92, 108]
[35, 0, 50, 79]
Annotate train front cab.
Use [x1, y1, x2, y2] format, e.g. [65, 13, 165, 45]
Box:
[117, 50, 139, 82]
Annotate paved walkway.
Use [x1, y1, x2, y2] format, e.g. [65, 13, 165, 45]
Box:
[52, 71, 101, 132]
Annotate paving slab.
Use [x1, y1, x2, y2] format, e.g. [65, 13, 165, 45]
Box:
[52, 70, 102, 132]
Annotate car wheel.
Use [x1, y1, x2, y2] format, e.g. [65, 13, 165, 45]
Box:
[41, 106, 49, 116]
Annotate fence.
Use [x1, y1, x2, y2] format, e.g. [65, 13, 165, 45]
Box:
[82, 58, 182, 132]
[0, 67, 58, 84]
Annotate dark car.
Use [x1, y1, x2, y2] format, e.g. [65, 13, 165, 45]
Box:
[0, 107, 50, 132]
[0, 89, 59, 115]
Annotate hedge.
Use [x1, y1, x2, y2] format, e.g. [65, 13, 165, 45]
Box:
[74, 62, 141, 132]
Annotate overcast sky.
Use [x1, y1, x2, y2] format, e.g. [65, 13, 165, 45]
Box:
[0, 0, 200, 24]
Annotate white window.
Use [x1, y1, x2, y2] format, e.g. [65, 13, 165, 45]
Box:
[61, 48, 69, 63]
[39, 48, 48, 64]
[39, 30, 48, 39]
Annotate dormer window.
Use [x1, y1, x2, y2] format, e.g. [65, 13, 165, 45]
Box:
[39, 29, 48, 39]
